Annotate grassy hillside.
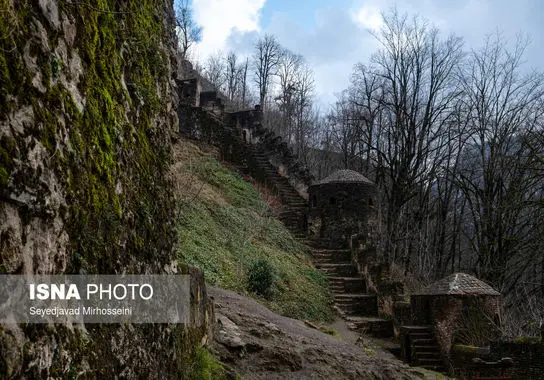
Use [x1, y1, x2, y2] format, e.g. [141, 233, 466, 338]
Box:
[172, 139, 333, 322]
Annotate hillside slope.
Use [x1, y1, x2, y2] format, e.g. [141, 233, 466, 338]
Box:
[171, 138, 333, 322]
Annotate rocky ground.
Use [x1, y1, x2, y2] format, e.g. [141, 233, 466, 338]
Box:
[208, 287, 449, 380]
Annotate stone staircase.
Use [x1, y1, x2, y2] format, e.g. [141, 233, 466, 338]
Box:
[405, 326, 444, 372]
[241, 139, 395, 340]
[248, 146, 308, 238]
[310, 244, 394, 338]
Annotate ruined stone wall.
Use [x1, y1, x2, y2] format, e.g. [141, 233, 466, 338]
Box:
[450, 340, 544, 379]
[489, 340, 544, 379]
[0, 0, 212, 377]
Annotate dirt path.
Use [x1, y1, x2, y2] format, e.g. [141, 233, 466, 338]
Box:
[208, 287, 448, 380]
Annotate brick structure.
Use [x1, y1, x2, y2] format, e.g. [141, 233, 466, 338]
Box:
[308, 170, 376, 248]
[411, 273, 501, 355]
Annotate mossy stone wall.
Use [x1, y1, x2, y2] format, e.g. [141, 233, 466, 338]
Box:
[0, 1, 212, 378]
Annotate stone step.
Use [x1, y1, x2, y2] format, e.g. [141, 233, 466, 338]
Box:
[280, 220, 303, 226]
[334, 294, 378, 316]
[279, 214, 305, 220]
[419, 365, 445, 373]
[411, 338, 436, 346]
[412, 345, 439, 353]
[336, 305, 377, 317]
[312, 249, 351, 254]
[281, 195, 303, 201]
[280, 205, 306, 210]
[280, 215, 304, 221]
[344, 316, 394, 338]
[280, 211, 303, 217]
[312, 257, 350, 265]
[281, 196, 305, 201]
[315, 263, 357, 276]
[414, 351, 441, 359]
[281, 205, 306, 210]
[279, 189, 301, 195]
[327, 277, 366, 293]
[414, 358, 443, 365]
[312, 250, 351, 263]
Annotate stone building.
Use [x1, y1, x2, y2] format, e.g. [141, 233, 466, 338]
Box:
[308, 169, 376, 247]
[410, 273, 501, 352]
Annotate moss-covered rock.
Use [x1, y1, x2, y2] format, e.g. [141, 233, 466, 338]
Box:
[0, 0, 213, 378]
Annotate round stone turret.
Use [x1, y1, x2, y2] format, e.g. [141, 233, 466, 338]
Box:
[308, 170, 376, 247]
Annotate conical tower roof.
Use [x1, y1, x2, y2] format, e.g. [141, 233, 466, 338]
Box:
[415, 273, 500, 296]
[313, 169, 374, 186]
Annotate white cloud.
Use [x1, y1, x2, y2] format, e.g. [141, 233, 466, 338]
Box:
[192, 0, 266, 61]
[352, 4, 383, 31]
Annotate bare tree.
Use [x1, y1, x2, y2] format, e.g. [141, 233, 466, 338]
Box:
[454, 33, 544, 291]
[352, 10, 464, 268]
[276, 50, 303, 140]
[203, 51, 226, 91]
[175, 0, 202, 60]
[241, 57, 249, 106]
[253, 34, 282, 110]
[292, 63, 315, 158]
[225, 52, 239, 101]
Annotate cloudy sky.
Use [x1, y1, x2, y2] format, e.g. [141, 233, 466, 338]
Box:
[185, 0, 544, 109]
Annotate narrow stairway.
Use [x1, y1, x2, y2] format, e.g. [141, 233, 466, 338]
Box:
[248, 146, 308, 238]
[311, 244, 394, 338]
[405, 326, 444, 372]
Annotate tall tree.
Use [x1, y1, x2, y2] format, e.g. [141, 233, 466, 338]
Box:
[203, 51, 226, 91]
[225, 52, 239, 101]
[253, 34, 282, 110]
[357, 10, 464, 266]
[276, 50, 303, 140]
[454, 33, 544, 290]
[175, 0, 203, 60]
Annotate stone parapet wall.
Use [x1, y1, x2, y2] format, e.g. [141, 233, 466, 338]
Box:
[490, 340, 544, 379]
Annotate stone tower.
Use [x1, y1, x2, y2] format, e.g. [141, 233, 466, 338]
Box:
[308, 169, 376, 248]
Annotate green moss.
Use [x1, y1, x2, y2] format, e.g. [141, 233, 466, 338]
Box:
[0, 135, 16, 191]
[0, 167, 8, 187]
[514, 336, 542, 344]
[186, 347, 228, 380]
[0, 0, 177, 273]
[452, 344, 479, 353]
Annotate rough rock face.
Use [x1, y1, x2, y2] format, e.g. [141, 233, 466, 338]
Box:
[209, 287, 430, 380]
[0, 0, 208, 378]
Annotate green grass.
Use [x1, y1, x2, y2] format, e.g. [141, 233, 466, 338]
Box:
[183, 346, 229, 380]
[176, 149, 333, 322]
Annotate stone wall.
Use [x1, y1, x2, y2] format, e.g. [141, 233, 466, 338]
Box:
[176, 73, 313, 201]
[489, 340, 544, 379]
[410, 295, 501, 355]
[450, 341, 544, 379]
[450, 345, 491, 379]
[309, 182, 375, 247]
[0, 0, 212, 377]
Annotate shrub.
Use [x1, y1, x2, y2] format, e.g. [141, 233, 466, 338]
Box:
[247, 259, 276, 296]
